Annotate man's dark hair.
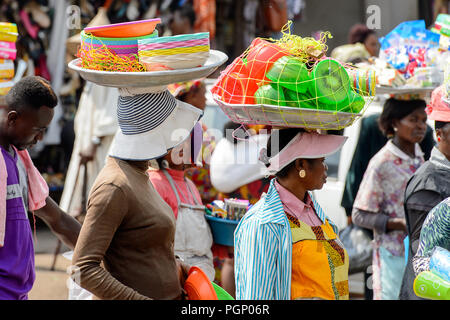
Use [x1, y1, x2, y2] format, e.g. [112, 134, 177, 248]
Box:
[5, 76, 58, 111]
[378, 98, 426, 137]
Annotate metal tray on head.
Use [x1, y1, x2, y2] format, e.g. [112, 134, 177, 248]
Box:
[375, 85, 437, 95]
[214, 97, 366, 130]
[68, 50, 228, 88]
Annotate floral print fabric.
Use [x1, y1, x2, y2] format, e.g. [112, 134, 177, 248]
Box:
[353, 140, 424, 300]
[353, 140, 424, 256]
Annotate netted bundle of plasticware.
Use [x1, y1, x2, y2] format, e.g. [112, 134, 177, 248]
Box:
[211, 22, 375, 130]
[78, 30, 157, 72]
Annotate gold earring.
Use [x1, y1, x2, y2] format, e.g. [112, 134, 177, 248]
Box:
[299, 169, 306, 178]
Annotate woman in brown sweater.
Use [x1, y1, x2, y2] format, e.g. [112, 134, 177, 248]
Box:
[70, 87, 203, 299]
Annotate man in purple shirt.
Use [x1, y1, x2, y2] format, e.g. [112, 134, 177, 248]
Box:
[0, 76, 81, 299]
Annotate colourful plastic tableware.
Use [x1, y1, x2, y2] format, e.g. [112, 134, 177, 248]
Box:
[211, 282, 234, 300]
[184, 266, 218, 300]
[266, 55, 312, 93]
[84, 18, 161, 38]
[308, 58, 351, 105]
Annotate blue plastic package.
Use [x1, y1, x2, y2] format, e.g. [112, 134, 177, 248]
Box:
[379, 20, 441, 78]
[429, 246, 450, 283]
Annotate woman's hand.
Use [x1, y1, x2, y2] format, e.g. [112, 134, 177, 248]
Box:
[176, 257, 191, 298]
[79, 142, 97, 165]
[386, 218, 407, 231]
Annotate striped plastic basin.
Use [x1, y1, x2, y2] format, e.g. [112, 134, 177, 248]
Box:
[138, 32, 209, 56]
[81, 30, 158, 56]
[137, 32, 210, 70]
[139, 32, 209, 44]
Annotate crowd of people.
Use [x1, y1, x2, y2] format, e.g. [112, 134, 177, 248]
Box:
[0, 6, 449, 301]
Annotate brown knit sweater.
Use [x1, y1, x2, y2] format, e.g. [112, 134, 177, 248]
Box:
[71, 157, 182, 300]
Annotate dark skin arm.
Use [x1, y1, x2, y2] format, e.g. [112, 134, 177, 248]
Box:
[386, 217, 407, 232]
[34, 197, 81, 249]
[79, 142, 97, 165]
[176, 257, 192, 298]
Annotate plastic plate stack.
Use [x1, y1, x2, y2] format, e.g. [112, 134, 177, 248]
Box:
[68, 19, 227, 88]
[80, 30, 158, 56]
[138, 32, 210, 71]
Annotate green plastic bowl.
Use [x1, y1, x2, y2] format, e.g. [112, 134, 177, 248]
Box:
[254, 84, 287, 106]
[308, 58, 351, 106]
[283, 87, 318, 109]
[266, 56, 312, 93]
[212, 282, 234, 300]
[332, 89, 365, 113]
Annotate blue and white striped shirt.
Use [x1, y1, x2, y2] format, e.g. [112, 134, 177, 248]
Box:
[234, 178, 339, 300]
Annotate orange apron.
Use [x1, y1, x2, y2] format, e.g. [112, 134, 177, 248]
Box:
[287, 213, 349, 300]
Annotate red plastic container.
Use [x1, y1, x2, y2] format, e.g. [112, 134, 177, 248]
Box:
[245, 39, 290, 82]
[84, 18, 161, 38]
[211, 39, 288, 105]
[218, 72, 260, 104]
[211, 56, 258, 104]
[184, 266, 218, 300]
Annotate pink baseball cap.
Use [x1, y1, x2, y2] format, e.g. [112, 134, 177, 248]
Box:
[263, 131, 347, 175]
[426, 85, 450, 122]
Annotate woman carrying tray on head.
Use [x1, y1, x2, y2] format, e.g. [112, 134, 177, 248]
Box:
[70, 86, 202, 299]
[234, 128, 350, 300]
[352, 98, 428, 300]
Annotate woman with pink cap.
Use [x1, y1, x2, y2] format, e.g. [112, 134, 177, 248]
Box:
[399, 85, 450, 300]
[234, 128, 350, 300]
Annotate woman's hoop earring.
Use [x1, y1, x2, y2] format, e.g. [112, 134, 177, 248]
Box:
[299, 169, 306, 178]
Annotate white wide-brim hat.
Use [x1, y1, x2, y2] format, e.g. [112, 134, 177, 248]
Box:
[110, 86, 203, 161]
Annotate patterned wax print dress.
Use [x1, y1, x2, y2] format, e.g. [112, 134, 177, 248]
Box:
[353, 140, 424, 300]
[287, 213, 349, 300]
[234, 179, 349, 300]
